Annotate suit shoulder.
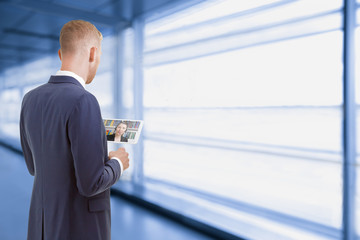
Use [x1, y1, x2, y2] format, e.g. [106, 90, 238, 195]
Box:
[22, 83, 47, 103]
[68, 90, 102, 122]
[77, 90, 98, 103]
[23, 83, 46, 95]
[71, 90, 100, 112]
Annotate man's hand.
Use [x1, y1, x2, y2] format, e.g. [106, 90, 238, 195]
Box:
[109, 147, 130, 170]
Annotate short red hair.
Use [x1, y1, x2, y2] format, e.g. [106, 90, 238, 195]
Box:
[59, 20, 103, 55]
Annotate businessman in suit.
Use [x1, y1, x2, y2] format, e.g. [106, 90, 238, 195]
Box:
[20, 20, 129, 240]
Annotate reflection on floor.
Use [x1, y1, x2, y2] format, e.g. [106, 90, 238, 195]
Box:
[0, 146, 213, 240]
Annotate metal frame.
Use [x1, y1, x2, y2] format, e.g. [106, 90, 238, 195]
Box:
[144, 132, 341, 164]
[114, 27, 125, 118]
[144, 28, 341, 68]
[342, 0, 357, 239]
[132, 16, 145, 184]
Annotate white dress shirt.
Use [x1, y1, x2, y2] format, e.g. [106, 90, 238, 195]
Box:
[110, 157, 124, 177]
[56, 70, 86, 88]
[55, 70, 124, 176]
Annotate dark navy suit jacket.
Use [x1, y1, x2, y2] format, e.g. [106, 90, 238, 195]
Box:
[20, 76, 121, 240]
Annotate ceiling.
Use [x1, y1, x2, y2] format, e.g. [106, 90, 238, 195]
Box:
[0, 0, 183, 74]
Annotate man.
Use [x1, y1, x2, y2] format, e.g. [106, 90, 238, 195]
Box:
[20, 20, 129, 240]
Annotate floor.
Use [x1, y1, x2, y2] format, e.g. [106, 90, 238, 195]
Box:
[0, 145, 214, 240]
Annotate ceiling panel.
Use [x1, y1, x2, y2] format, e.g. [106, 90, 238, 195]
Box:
[0, 5, 30, 28]
[0, 0, 181, 73]
[57, 0, 112, 13]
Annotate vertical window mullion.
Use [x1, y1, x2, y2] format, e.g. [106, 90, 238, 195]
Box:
[133, 17, 145, 184]
[342, 0, 357, 239]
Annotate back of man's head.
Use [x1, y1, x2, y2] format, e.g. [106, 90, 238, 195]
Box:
[59, 20, 103, 56]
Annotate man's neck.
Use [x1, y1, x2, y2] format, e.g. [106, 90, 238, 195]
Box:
[60, 57, 88, 84]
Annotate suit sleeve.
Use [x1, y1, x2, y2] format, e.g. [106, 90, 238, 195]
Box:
[68, 93, 121, 197]
[20, 99, 35, 176]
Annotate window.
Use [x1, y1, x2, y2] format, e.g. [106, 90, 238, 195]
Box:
[0, 34, 117, 141]
[142, 0, 345, 239]
[0, 88, 21, 138]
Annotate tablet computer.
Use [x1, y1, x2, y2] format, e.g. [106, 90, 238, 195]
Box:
[103, 119, 144, 144]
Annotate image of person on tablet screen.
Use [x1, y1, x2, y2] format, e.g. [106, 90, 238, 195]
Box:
[107, 122, 129, 142]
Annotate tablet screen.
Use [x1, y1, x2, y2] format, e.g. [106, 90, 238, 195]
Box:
[103, 119, 143, 144]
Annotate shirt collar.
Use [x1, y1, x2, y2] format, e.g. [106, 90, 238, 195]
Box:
[55, 70, 86, 88]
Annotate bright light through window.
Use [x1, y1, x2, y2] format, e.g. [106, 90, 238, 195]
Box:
[143, 0, 344, 239]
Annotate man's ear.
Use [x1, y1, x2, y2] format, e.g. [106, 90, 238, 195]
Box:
[58, 49, 62, 61]
[89, 47, 97, 62]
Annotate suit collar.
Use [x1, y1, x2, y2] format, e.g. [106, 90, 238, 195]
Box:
[48, 75, 85, 89]
[55, 70, 86, 88]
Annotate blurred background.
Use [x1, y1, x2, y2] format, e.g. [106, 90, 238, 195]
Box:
[0, 0, 359, 239]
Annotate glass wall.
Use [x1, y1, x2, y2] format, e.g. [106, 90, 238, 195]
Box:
[142, 0, 345, 239]
[0, 55, 59, 139]
[1, 0, 360, 239]
[0, 35, 117, 139]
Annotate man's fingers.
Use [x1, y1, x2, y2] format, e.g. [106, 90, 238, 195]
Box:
[123, 161, 130, 170]
[109, 148, 130, 170]
[117, 147, 125, 152]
